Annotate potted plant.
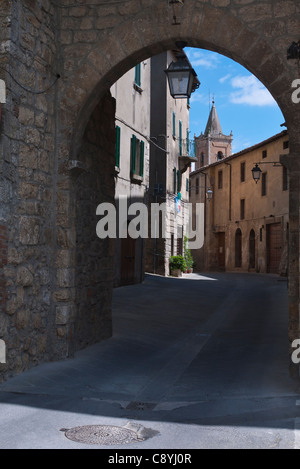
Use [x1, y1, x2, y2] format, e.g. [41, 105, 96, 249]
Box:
[184, 236, 194, 273]
[169, 255, 186, 277]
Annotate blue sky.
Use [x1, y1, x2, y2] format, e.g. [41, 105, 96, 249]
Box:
[185, 48, 285, 154]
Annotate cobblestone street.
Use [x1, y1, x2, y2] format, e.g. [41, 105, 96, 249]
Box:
[0, 273, 299, 449]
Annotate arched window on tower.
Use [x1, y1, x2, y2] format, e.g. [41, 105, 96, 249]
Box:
[217, 151, 224, 160]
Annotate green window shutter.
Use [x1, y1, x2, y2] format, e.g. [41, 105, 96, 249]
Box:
[186, 178, 189, 192]
[186, 129, 189, 155]
[140, 140, 144, 178]
[172, 112, 176, 137]
[179, 120, 182, 156]
[135, 63, 141, 87]
[115, 125, 120, 167]
[177, 169, 181, 192]
[131, 135, 137, 174]
[173, 167, 177, 193]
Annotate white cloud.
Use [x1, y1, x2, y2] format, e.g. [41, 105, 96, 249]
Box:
[229, 75, 276, 106]
[187, 50, 220, 69]
[219, 74, 231, 84]
[190, 93, 207, 104]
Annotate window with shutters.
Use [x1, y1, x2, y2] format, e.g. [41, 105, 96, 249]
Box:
[115, 126, 121, 168]
[173, 167, 177, 193]
[134, 63, 141, 87]
[130, 135, 144, 181]
[172, 112, 176, 139]
[179, 120, 182, 156]
[177, 169, 181, 193]
[218, 170, 223, 189]
[282, 166, 288, 191]
[240, 199, 245, 220]
[240, 162, 245, 182]
[261, 172, 267, 196]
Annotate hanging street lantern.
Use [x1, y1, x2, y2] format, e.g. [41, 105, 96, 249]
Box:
[206, 188, 213, 201]
[165, 41, 200, 99]
[251, 163, 262, 183]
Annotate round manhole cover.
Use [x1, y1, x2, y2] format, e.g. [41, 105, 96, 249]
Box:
[64, 425, 140, 445]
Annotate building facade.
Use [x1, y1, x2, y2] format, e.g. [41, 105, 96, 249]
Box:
[145, 50, 197, 276]
[190, 130, 289, 275]
[110, 61, 151, 287]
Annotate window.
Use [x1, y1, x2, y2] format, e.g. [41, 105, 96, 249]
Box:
[260, 227, 263, 242]
[240, 162, 245, 182]
[186, 178, 189, 192]
[134, 63, 141, 87]
[200, 152, 204, 166]
[217, 151, 224, 160]
[115, 125, 121, 168]
[130, 135, 144, 178]
[179, 120, 182, 156]
[283, 140, 289, 150]
[240, 199, 245, 220]
[282, 166, 288, 191]
[172, 112, 176, 138]
[177, 169, 181, 193]
[186, 129, 189, 154]
[218, 170, 223, 189]
[196, 177, 199, 195]
[262, 149, 267, 159]
[261, 172, 267, 196]
[173, 167, 177, 193]
[187, 97, 190, 108]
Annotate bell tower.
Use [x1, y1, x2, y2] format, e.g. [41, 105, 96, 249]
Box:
[195, 100, 233, 168]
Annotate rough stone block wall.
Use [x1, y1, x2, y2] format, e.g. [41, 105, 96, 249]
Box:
[73, 92, 115, 352]
[0, 0, 59, 381]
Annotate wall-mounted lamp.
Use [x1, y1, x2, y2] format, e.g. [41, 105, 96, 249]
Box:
[251, 163, 262, 184]
[251, 161, 282, 183]
[165, 41, 200, 99]
[206, 188, 213, 201]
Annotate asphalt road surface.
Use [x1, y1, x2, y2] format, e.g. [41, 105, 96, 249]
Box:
[0, 272, 299, 449]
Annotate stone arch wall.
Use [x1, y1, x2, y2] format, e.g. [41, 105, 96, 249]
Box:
[1, 0, 300, 380]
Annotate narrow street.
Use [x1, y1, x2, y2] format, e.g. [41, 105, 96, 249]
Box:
[0, 272, 299, 449]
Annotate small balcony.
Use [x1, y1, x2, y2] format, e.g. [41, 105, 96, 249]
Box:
[179, 138, 197, 173]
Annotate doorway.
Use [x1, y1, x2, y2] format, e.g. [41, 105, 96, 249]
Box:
[267, 223, 282, 274]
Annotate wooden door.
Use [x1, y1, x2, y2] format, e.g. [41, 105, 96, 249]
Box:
[120, 235, 135, 285]
[217, 232, 225, 269]
[267, 223, 282, 274]
[235, 229, 242, 268]
[249, 229, 255, 269]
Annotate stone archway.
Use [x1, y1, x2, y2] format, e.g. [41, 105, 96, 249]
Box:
[1, 0, 300, 380]
[54, 1, 300, 377]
